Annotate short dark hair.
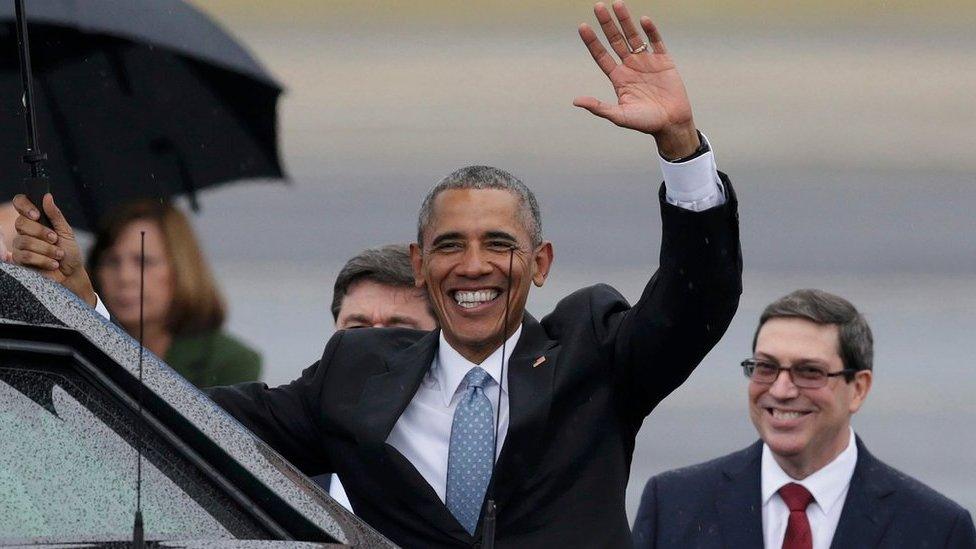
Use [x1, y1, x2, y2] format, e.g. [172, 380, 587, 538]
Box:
[416, 165, 543, 248]
[752, 289, 873, 379]
[330, 244, 420, 321]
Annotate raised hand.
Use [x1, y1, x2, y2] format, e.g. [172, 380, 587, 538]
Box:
[574, 1, 699, 159]
[0, 203, 15, 262]
[11, 193, 96, 307]
[0, 238, 10, 263]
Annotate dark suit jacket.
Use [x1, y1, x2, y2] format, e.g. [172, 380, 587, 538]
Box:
[208, 178, 742, 548]
[633, 437, 976, 549]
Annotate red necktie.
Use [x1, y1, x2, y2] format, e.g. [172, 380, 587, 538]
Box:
[779, 483, 814, 549]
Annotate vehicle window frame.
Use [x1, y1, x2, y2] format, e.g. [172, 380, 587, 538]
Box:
[0, 323, 338, 543]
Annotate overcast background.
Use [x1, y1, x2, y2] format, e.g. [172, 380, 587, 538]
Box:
[177, 1, 976, 518]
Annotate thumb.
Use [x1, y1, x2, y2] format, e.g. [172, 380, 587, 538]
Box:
[42, 194, 75, 239]
[573, 96, 624, 125]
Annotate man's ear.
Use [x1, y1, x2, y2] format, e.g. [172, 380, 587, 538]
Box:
[409, 243, 426, 288]
[848, 369, 873, 414]
[531, 241, 554, 287]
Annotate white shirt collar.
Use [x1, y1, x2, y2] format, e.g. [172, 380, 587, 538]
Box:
[433, 325, 522, 407]
[761, 426, 858, 516]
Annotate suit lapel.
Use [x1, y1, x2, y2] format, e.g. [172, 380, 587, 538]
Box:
[829, 438, 897, 549]
[714, 441, 765, 549]
[381, 443, 473, 543]
[352, 319, 560, 541]
[354, 329, 438, 447]
[491, 314, 558, 510]
[353, 330, 473, 543]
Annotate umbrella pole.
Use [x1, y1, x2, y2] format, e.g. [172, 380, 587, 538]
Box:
[14, 0, 51, 227]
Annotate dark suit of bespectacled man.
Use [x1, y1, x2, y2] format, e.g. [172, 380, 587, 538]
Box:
[632, 289, 976, 549]
[11, 3, 741, 547]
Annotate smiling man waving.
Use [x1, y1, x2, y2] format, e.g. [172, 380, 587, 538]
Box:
[12, 2, 741, 546]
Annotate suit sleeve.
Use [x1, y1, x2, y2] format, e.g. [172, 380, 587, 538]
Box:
[603, 173, 742, 425]
[632, 476, 660, 549]
[204, 330, 346, 475]
[946, 508, 976, 549]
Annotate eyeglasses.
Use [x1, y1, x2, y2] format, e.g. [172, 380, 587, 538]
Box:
[740, 359, 857, 389]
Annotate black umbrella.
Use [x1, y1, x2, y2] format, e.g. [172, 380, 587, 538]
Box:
[0, 0, 285, 231]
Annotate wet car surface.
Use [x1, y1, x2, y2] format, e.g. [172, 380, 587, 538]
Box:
[0, 262, 395, 547]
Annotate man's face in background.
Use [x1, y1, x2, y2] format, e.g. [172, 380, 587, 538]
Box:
[336, 278, 436, 331]
[749, 317, 871, 476]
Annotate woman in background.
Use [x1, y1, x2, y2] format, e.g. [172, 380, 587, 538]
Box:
[88, 200, 261, 387]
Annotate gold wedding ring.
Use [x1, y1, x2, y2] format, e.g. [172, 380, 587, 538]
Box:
[631, 41, 649, 54]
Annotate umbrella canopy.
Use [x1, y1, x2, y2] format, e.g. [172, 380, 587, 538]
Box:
[0, 0, 285, 232]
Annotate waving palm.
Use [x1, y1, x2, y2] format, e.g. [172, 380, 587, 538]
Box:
[575, 2, 696, 146]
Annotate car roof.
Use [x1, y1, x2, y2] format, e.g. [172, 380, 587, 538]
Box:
[3, 541, 344, 548]
[0, 262, 394, 547]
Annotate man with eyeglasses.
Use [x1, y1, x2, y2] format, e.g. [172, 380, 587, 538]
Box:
[633, 289, 975, 549]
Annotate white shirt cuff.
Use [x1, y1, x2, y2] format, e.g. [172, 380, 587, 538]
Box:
[94, 293, 110, 320]
[659, 132, 726, 212]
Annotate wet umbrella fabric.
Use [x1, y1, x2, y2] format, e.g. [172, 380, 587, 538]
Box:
[0, 0, 285, 231]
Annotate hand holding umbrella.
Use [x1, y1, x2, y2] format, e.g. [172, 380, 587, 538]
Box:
[0, 230, 11, 262]
[0, 202, 14, 261]
[11, 192, 96, 307]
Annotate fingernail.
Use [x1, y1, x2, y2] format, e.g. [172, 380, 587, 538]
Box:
[48, 232, 58, 243]
[50, 260, 59, 270]
[29, 209, 39, 220]
[55, 249, 64, 260]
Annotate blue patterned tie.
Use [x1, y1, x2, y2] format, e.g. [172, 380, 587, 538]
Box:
[446, 367, 496, 534]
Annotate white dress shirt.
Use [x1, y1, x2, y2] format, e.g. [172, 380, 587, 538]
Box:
[658, 133, 725, 211]
[95, 297, 110, 319]
[386, 327, 519, 502]
[761, 427, 858, 549]
[329, 473, 353, 511]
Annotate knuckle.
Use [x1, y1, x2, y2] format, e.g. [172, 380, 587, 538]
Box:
[23, 238, 41, 255]
[14, 250, 33, 266]
[20, 237, 38, 253]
